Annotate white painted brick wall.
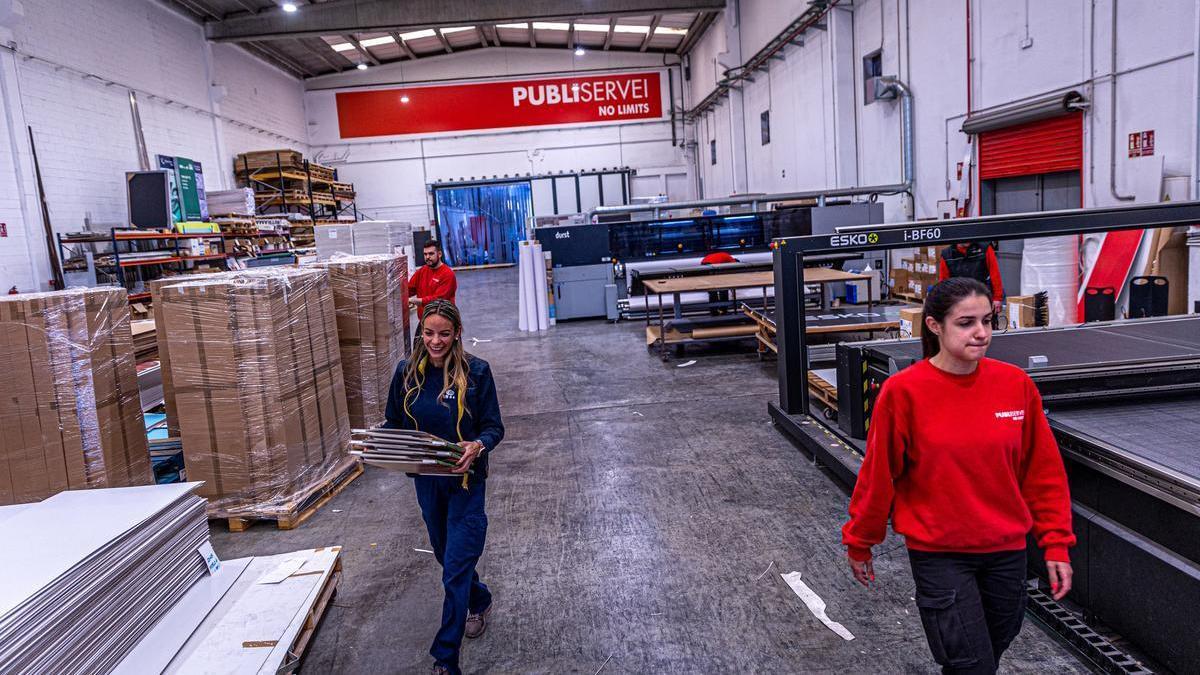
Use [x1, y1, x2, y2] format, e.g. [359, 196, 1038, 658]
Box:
[0, 0, 308, 291]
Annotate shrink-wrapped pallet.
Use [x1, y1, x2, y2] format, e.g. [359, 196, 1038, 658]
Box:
[312, 254, 410, 428]
[158, 268, 353, 517]
[0, 287, 152, 504]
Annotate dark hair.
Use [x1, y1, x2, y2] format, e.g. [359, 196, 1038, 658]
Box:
[423, 240, 439, 250]
[921, 277, 992, 358]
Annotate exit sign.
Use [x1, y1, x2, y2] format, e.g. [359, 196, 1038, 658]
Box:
[1128, 130, 1155, 157]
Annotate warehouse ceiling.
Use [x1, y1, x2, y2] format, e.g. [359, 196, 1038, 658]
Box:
[168, 0, 724, 79]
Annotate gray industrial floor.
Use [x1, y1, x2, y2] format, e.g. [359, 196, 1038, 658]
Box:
[210, 267, 1087, 674]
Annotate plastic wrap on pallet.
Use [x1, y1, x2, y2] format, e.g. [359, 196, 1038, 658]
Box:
[1021, 236, 1078, 326]
[311, 253, 410, 429]
[0, 287, 152, 505]
[157, 268, 354, 517]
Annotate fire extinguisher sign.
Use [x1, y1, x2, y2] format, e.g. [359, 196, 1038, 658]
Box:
[1128, 130, 1155, 157]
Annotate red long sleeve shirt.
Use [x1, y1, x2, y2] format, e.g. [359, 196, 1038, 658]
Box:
[938, 244, 1005, 299]
[842, 358, 1075, 563]
[408, 264, 457, 317]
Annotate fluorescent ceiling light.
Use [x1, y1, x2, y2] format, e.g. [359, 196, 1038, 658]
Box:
[281, 2, 297, 12]
[496, 23, 529, 29]
[613, 25, 651, 34]
[531, 21, 571, 30]
[573, 23, 610, 32]
[439, 26, 474, 34]
[356, 63, 368, 70]
[358, 36, 395, 48]
[656, 26, 688, 35]
[399, 29, 437, 40]
[331, 42, 355, 52]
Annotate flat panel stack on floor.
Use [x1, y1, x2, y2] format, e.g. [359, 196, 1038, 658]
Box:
[351, 220, 414, 256]
[157, 268, 354, 520]
[351, 428, 466, 476]
[312, 254, 410, 428]
[0, 287, 152, 505]
[0, 483, 209, 674]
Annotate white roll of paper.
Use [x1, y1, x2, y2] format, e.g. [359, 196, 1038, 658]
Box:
[517, 243, 530, 331]
[521, 241, 538, 330]
[532, 242, 549, 330]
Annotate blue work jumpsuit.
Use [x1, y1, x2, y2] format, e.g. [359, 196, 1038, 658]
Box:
[384, 355, 504, 674]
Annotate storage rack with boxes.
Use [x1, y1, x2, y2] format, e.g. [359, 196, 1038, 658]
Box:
[234, 150, 358, 256]
[57, 229, 231, 301]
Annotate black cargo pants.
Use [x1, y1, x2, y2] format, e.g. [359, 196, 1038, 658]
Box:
[908, 548, 1027, 675]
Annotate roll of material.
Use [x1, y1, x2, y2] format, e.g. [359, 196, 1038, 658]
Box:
[1022, 236, 1078, 326]
[517, 243, 530, 332]
[545, 251, 557, 326]
[532, 242, 549, 331]
[521, 241, 538, 331]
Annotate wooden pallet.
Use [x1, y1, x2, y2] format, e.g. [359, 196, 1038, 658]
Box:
[219, 458, 363, 532]
[278, 555, 342, 673]
[808, 371, 839, 411]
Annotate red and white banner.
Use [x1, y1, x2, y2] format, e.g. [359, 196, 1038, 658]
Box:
[335, 71, 663, 138]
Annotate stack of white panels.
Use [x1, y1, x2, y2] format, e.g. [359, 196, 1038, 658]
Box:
[0, 483, 210, 675]
[352, 220, 413, 256]
[314, 224, 356, 260]
[206, 189, 256, 217]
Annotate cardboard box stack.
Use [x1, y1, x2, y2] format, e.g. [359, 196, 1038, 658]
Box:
[157, 268, 353, 517]
[312, 254, 410, 429]
[0, 288, 152, 504]
[892, 245, 948, 300]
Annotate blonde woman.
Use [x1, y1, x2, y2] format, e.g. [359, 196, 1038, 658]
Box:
[384, 300, 504, 675]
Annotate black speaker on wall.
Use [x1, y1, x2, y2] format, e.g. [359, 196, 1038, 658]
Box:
[1084, 286, 1116, 322]
[1128, 276, 1169, 318]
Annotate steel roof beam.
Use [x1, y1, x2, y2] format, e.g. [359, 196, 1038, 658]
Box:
[205, 0, 726, 42]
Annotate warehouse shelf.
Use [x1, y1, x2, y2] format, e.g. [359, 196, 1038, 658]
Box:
[128, 292, 152, 301]
[57, 227, 232, 298]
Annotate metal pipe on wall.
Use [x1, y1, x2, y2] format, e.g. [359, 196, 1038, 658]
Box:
[1109, 0, 1135, 201]
[586, 182, 910, 221]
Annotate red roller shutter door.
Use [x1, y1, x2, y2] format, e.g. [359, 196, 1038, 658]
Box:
[978, 113, 1083, 180]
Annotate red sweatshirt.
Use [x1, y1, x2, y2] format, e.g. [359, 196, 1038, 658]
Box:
[408, 263, 457, 317]
[842, 358, 1075, 563]
[938, 244, 1004, 300]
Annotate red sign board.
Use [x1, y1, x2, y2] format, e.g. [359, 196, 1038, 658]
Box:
[335, 72, 663, 138]
[1128, 129, 1155, 157]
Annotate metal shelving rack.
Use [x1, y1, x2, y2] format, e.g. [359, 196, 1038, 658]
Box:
[234, 152, 358, 253]
[57, 230, 230, 299]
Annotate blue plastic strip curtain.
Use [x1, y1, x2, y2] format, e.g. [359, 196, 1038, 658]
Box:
[434, 182, 532, 266]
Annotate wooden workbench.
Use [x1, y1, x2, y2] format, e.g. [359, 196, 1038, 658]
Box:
[642, 267, 872, 358]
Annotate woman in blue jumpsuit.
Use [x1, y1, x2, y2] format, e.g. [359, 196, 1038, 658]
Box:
[384, 300, 504, 675]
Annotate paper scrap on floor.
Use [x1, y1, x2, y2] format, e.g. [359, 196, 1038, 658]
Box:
[780, 571, 854, 640]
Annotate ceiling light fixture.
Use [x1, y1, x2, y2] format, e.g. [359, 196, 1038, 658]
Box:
[356, 63, 368, 70]
[574, 46, 585, 56]
[281, 2, 298, 12]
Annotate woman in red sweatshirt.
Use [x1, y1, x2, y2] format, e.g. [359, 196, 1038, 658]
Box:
[842, 277, 1075, 674]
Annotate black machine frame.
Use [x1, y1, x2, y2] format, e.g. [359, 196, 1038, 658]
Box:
[769, 201, 1200, 422]
[766, 200, 1200, 672]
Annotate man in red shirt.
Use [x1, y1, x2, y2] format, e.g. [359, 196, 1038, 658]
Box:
[409, 240, 457, 317]
[937, 241, 1004, 314]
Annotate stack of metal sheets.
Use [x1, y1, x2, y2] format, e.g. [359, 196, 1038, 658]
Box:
[350, 428, 467, 476]
[0, 483, 210, 674]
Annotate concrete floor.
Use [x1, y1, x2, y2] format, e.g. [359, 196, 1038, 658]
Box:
[210, 267, 1087, 674]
